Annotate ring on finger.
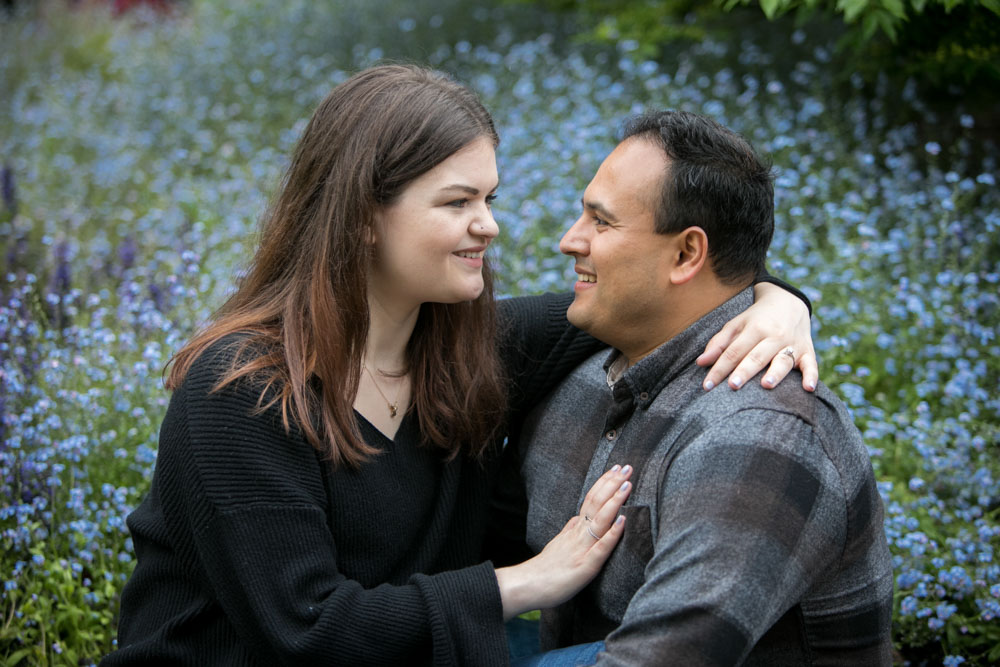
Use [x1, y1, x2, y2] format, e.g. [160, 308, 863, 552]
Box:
[780, 347, 795, 362]
[586, 524, 600, 540]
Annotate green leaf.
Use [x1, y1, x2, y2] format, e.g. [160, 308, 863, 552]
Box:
[760, 0, 784, 18]
[981, 0, 1000, 14]
[879, 0, 907, 19]
[877, 9, 900, 40]
[5, 649, 34, 667]
[862, 13, 881, 39]
[837, 0, 870, 23]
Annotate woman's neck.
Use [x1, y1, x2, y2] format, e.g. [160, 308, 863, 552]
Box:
[364, 291, 420, 372]
[355, 292, 418, 439]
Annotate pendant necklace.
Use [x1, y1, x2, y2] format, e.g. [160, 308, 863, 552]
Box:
[363, 365, 405, 418]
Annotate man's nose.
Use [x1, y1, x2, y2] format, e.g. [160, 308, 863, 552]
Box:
[559, 215, 589, 256]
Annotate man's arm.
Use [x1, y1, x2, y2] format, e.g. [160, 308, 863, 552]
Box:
[597, 409, 845, 666]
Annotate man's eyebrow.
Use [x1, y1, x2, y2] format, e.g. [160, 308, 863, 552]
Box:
[582, 198, 618, 222]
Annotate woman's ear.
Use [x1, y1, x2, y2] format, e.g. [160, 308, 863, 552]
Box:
[669, 226, 709, 285]
[366, 213, 380, 247]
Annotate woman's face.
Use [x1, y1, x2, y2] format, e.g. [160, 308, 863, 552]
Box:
[370, 137, 500, 313]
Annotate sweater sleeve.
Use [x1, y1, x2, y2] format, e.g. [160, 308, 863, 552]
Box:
[155, 346, 507, 666]
[485, 294, 606, 567]
[756, 270, 812, 315]
[497, 292, 607, 418]
[596, 409, 843, 666]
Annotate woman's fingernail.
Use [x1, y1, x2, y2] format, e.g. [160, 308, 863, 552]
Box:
[619, 481, 631, 493]
[620, 465, 632, 475]
[610, 464, 620, 472]
[615, 515, 625, 525]
[731, 375, 743, 388]
[703, 380, 714, 391]
[764, 375, 776, 386]
[808, 381, 817, 391]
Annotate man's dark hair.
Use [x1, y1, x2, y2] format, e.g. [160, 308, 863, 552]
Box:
[622, 110, 774, 285]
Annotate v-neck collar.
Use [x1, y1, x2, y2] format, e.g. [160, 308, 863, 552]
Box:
[354, 408, 410, 444]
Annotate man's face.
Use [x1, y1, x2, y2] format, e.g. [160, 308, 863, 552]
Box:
[559, 138, 676, 352]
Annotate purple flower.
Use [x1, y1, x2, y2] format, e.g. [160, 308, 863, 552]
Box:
[118, 237, 138, 271]
[149, 283, 167, 312]
[1, 164, 16, 215]
[0, 383, 6, 448]
[51, 242, 72, 296]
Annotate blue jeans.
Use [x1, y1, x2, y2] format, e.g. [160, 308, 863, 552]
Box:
[506, 617, 605, 666]
[511, 641, 606, 667]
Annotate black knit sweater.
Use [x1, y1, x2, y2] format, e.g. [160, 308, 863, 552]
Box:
[101, 293, 600, 667]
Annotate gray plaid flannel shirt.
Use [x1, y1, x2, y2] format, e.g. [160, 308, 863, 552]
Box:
[519, 287, 894, 666]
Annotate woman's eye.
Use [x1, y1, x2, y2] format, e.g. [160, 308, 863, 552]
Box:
[447, 199, 469, 208]
[485, 194, 497, 207]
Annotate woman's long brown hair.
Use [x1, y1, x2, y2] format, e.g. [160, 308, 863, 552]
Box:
[165, 65, 507, 468]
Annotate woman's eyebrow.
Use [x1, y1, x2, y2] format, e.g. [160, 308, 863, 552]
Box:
[440, 183, 499, 195]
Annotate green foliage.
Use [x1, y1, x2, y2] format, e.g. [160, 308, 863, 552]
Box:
[508, 0, 1000, 89]
[2, 546, 120, 665]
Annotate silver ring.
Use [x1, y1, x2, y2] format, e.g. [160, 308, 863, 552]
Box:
[586, 525, 600, 540]
[781, 347, 795, 362]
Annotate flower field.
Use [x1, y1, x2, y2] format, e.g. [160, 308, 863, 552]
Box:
[1, 1, 998, 664]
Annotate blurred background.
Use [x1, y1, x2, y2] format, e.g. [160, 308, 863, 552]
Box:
[1, 0, 998, 664]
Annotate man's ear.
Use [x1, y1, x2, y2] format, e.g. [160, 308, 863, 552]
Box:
[669, 226, 708, 285]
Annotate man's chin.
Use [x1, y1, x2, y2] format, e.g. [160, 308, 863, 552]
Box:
[566, 302, 590, 332]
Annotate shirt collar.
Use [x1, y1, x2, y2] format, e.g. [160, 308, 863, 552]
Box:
[606, 353, 629, 387]
[601, 287, 754, 408]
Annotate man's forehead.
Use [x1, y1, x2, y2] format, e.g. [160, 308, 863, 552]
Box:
[586, 138, 666, 215]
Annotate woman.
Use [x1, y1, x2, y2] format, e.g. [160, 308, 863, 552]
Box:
[102, 65, 815, 666]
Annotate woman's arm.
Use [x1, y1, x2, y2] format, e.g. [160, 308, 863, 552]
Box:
[497, 293, 604, 417]
[499, 277, 817, 412]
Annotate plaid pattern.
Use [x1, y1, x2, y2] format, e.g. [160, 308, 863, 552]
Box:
[518, 288, 894, 666]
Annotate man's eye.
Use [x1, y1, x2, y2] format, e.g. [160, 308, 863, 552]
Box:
[594, 216, 608, 226]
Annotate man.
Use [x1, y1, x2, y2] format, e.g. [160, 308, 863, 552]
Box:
[506, 110, 894, 665]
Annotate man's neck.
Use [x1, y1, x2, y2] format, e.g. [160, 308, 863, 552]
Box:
[622, 279, 748, 366]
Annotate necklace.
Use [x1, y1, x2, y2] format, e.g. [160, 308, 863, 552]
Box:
[363, 365, 405, 418]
